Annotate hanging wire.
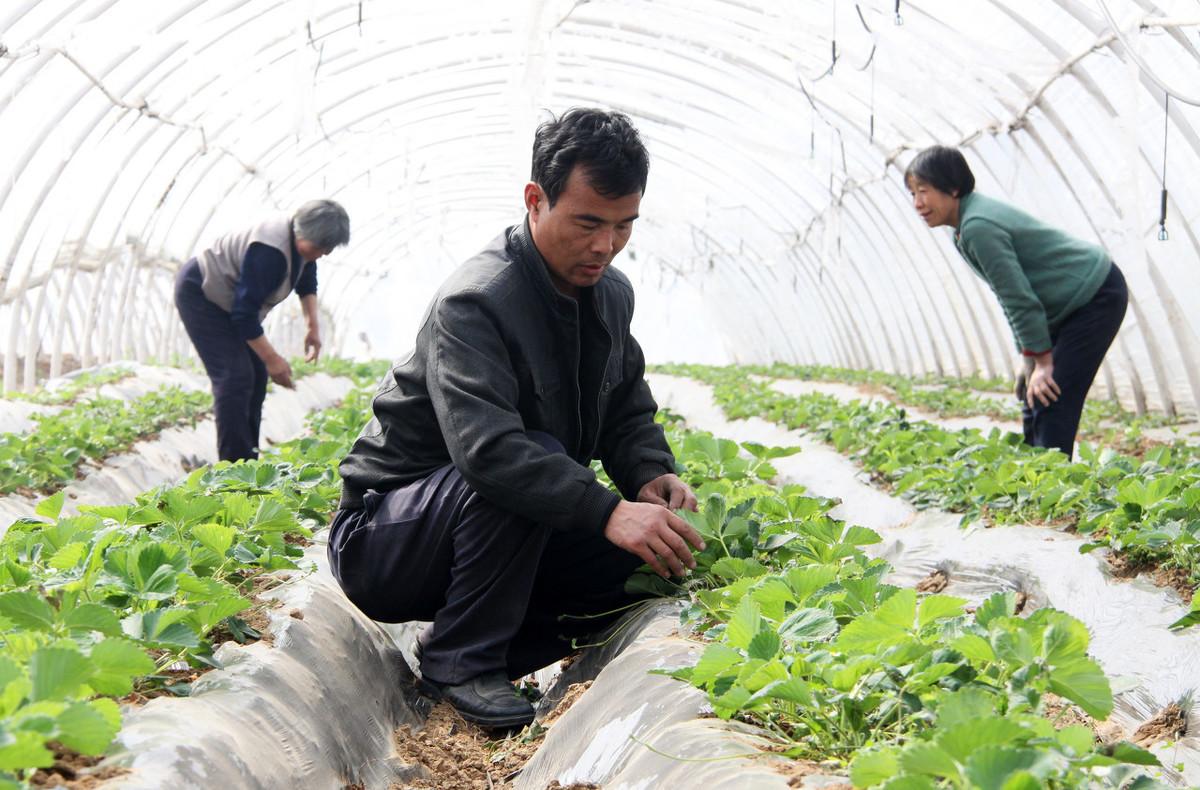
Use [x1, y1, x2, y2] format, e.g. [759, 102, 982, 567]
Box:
[853, 3, 877, 139]
[830, 0, 838, 76]
[1097, 0, 1200, 106]
[870, 54, 876, 141]
[894, 0, 904, 26]
[853, 4, 877, 70]
[1158, 93, 1170, 241]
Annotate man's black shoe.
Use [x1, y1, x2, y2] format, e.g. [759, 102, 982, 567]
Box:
[417, 671, 535, 729]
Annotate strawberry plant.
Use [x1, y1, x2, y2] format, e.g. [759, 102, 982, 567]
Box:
[660, 486, 1167, 788]
[0, 387, 212, 495]
[0, 372, 378, 785]
[2, 367, 133, 406]
[658, 365, 1200, 628]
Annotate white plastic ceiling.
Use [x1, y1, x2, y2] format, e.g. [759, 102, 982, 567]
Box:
[1, 0, 1198, 416]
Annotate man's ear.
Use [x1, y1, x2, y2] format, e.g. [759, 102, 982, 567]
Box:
[523, 182, 542, 217]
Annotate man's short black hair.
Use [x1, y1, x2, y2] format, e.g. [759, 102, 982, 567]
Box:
[905, 145, 976, 197]
[531, 108, 649, 206]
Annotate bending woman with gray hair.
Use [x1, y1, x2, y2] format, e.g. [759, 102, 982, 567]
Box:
[174, 199, 350, 461]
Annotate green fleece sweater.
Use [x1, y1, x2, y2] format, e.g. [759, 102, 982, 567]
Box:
[953, 192, 1111, 355]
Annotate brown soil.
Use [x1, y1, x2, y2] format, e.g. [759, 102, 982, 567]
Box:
[249, 574, 287, 595]
[755, 743, 850, 787]
[540, 681, 592, 727]
[1132, 703, 1188, 747]
[915, 570, 949, 593]
[391, 703, 544, 789]
[771, 755, 850, 788]
[1106, 554, 1195, 604]
[206, 600, 279, 647]
[242, 604, 276, 643]
[391, 677, 595, 789]
[27, 742, 128, 788]
[1041, 693, 1131, 746]
[1013, 591, 1028, 615]
[1042, 693, 1097, 732]
[1077, 429, 1165, 460]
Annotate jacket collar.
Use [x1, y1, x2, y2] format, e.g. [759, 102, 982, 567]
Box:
[508, 215, 585, 316]
[954, 191, 978, 244]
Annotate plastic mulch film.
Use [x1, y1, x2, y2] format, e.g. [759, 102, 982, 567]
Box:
[99, 543, 426, 789]
[648, 372, 1200, 787]
[518, 605, 848, 789]
[0, 369, 353, 527]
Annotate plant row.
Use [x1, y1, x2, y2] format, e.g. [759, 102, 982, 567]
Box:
[0, 388, 212, 496]
[2, 368, 134, 407]
[0, 356, 389, 498]
[688, 362, 1183, 452]
[0, 378, 377, 786]
[655, 365, 1200, 630]
[647, 414, 1168, 788]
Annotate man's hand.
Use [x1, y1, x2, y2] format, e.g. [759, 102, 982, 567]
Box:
[267, 355, 295, 390]
[637, 473, 698, 513]
[304, 327, 322, 363]
[604, 500, 706, 579]
[1026, 352, 1060, 408]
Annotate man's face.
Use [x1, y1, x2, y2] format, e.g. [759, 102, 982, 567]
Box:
[525, 166, 641, 297]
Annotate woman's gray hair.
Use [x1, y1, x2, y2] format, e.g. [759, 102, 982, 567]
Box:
[292, 199, 350, 250]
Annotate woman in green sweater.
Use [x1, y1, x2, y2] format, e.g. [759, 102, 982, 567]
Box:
[904, 146, 1128, 458]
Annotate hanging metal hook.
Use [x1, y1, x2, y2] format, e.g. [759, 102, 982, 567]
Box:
[1158, 94, 1170, 241]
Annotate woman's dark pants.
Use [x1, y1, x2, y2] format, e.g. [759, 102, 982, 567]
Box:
[1022, 264, 1129, 458]
[326, 433, 646, 686]
[173, 259, 269, 462]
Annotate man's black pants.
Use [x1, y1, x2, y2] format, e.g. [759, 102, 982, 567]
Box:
[174, 259, 269, 462]
[1022, 263, 1129, 458]
[326, 433, 646, 685]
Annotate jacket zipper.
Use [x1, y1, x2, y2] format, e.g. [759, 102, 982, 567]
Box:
[590, 295, 614, 458]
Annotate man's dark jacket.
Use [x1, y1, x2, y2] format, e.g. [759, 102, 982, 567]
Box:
[338, 219, 675, 533]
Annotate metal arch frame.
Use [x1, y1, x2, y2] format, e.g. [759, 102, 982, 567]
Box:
[0, 0, 1195, 405]
[998, 0, 1200, 415]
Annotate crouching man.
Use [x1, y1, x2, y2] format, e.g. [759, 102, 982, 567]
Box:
[329, 108, 704, 728]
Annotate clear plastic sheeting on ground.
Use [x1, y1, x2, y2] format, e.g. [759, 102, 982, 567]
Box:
[517, 605, 849, 790]
[648, 372, 1200, 787]
[768, 376, 1019, 435]
[99, 542, 426, 790]
[648, 372, 916, 533]
[0, 369, 353, 527]
[0, 362, 205, 434]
